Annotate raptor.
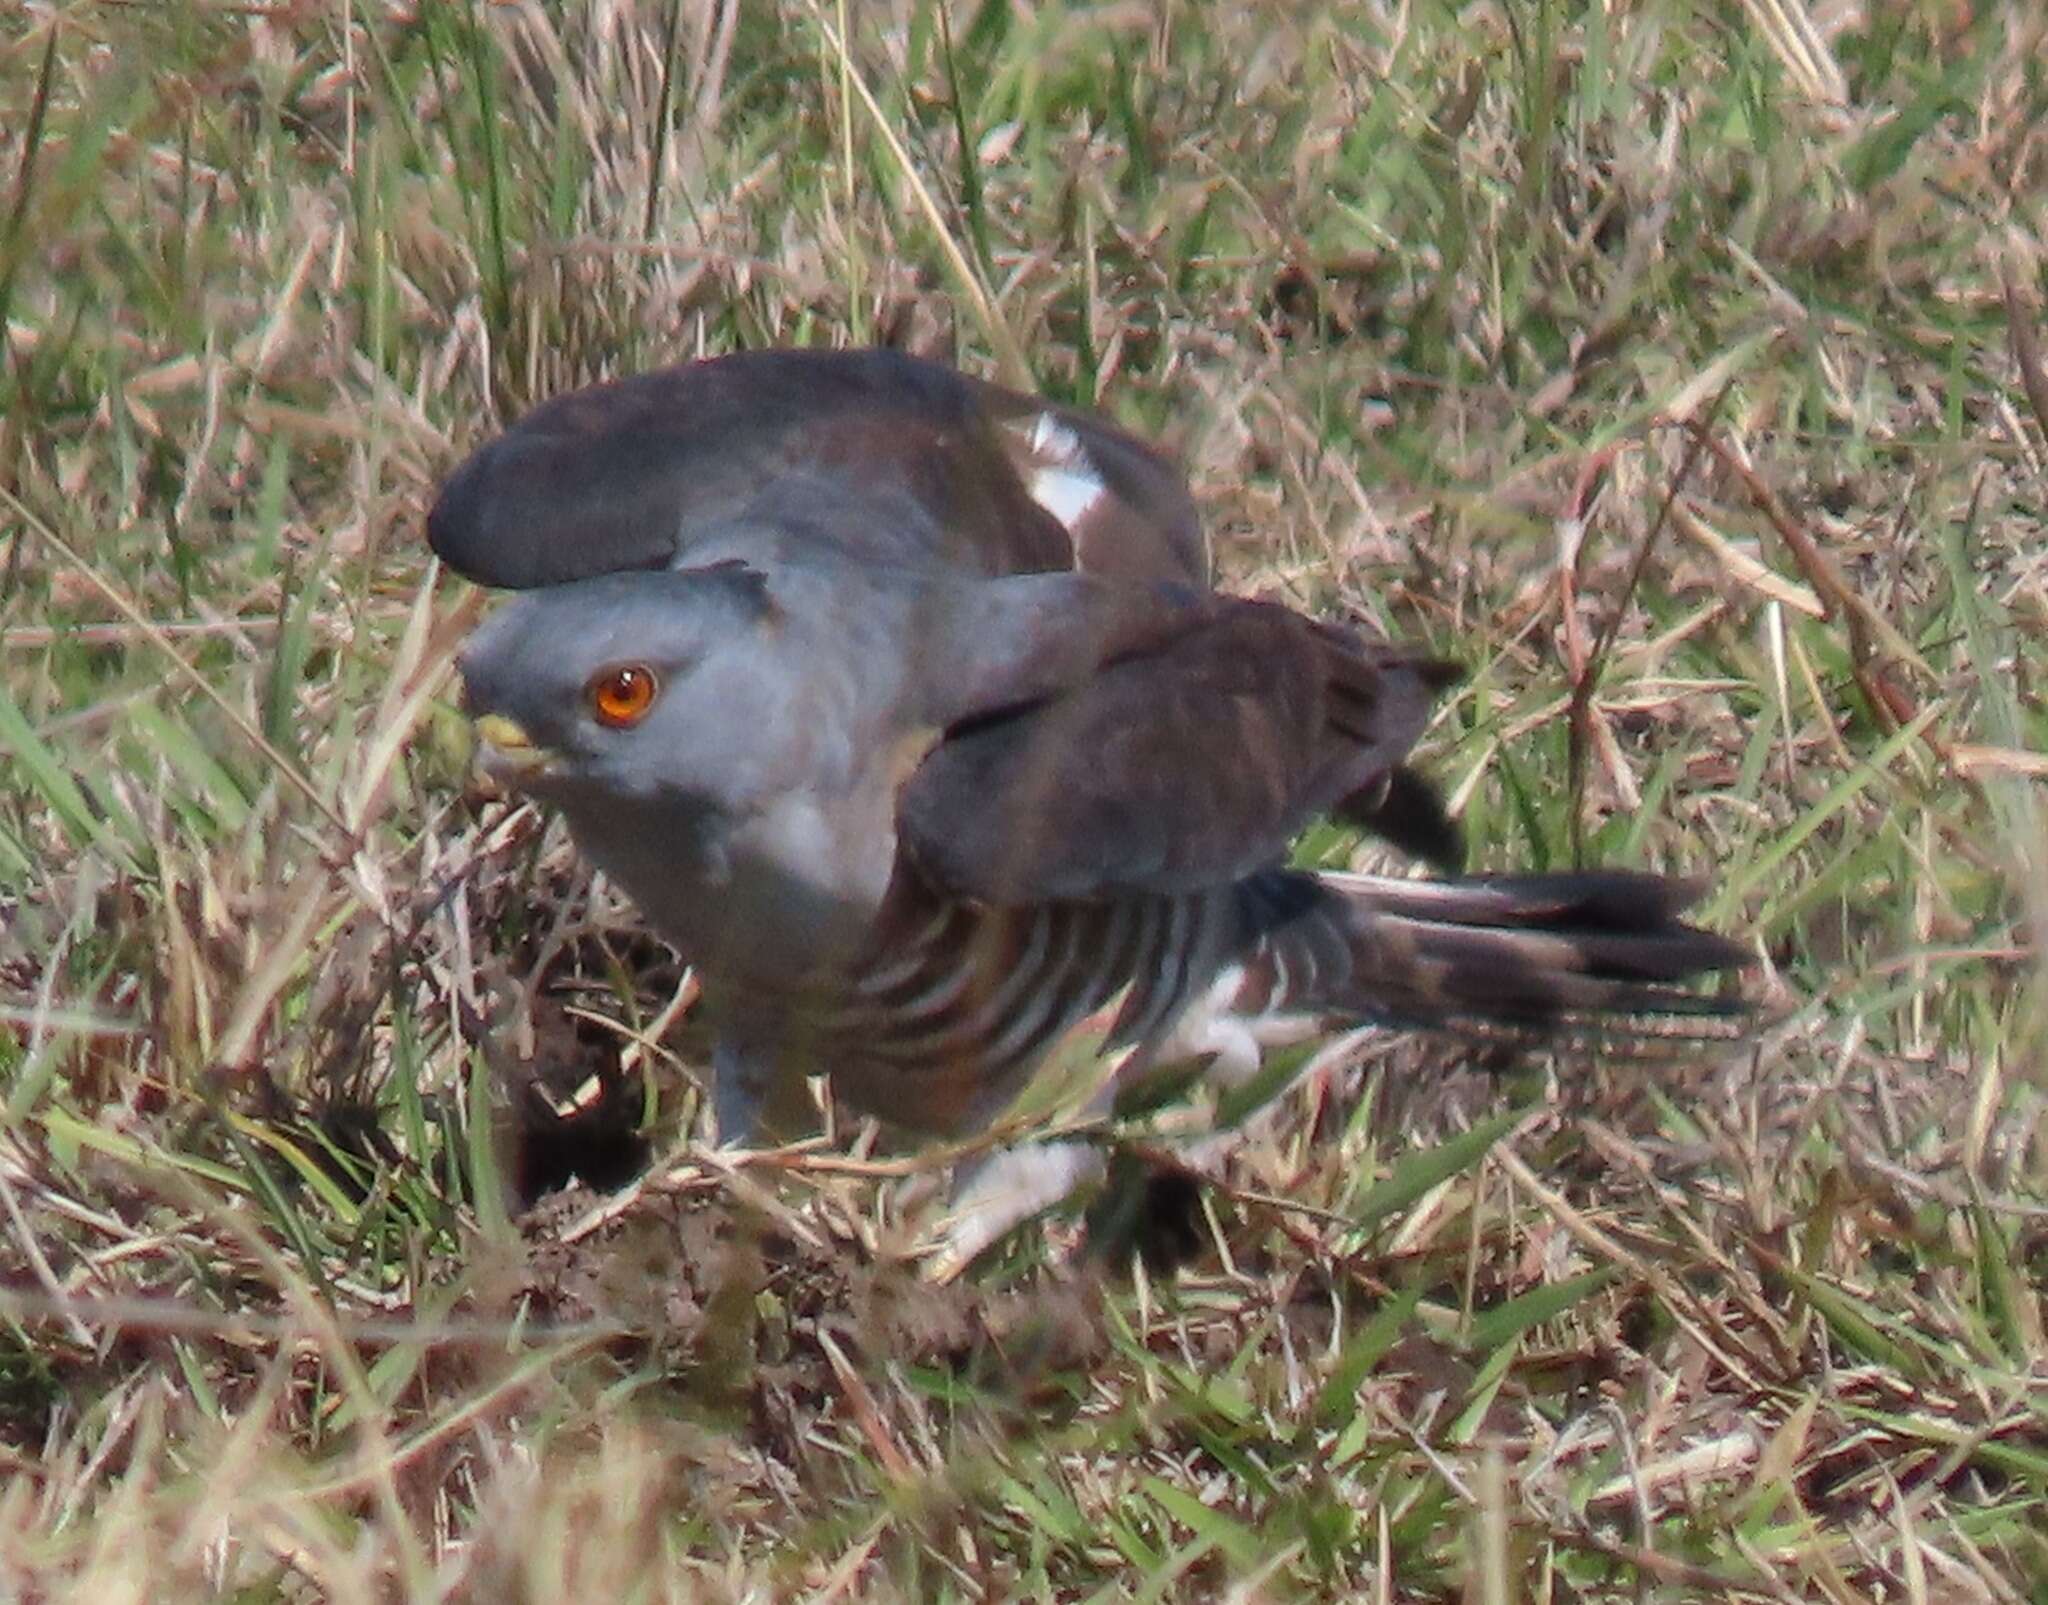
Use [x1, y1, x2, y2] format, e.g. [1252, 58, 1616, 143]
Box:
[432, 348, 1745, 1259]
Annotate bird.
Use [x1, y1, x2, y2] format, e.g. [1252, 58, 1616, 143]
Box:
[434, 348, 1746, 1259]
[430, 347, 1464, 861]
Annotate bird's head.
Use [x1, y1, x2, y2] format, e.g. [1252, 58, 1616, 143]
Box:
[455, 563, 800, 813]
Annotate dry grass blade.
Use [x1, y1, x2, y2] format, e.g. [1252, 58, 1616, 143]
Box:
[0, 484, 345, 835]
[800, 0, 1029, 386]
[1563, 382, 1732, 854]
[2000, 255, 2048, 448]
[1734, 0, 1849, 105]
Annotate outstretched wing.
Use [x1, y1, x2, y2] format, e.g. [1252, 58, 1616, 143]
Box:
[897, 580, 1458, 902]
[426, 348, 1205, 589]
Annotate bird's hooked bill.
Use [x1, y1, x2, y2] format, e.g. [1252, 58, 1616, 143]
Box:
[473, 713, 554, 778]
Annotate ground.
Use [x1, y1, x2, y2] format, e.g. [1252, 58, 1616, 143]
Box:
[1, 0, 2045, 1599]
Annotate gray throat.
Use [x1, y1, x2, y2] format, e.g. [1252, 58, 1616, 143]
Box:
[556, 785, 896, 992]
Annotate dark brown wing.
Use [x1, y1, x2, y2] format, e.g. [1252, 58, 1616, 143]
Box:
[898, 586, 1455, 901]
[1332, 762, 1467, 871]
[427, 348, 1205, 589]
[965, 377, 1206, 584]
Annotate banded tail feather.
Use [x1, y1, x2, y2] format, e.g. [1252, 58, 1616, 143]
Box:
[910, 864, 1746, 1279]
[784, 866, 1743, 1137]
[1226, 867, 1748, 1041]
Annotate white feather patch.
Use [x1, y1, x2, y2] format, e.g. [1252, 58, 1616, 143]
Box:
[1023, 411, 1106, 531]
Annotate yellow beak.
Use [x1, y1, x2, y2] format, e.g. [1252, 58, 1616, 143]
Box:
[473, 713, 553, 775]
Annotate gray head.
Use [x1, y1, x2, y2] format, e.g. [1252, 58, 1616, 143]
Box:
[456, 559, 927, 981]
[457, 563, 833, 814]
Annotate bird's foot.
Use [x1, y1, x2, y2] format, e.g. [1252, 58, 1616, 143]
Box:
[919, 1139, 1107, 1283]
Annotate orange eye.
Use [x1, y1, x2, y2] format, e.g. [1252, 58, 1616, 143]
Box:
[587, 664, 660, 728]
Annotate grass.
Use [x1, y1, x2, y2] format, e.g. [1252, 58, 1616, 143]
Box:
[2, 0, 2046, 1597]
